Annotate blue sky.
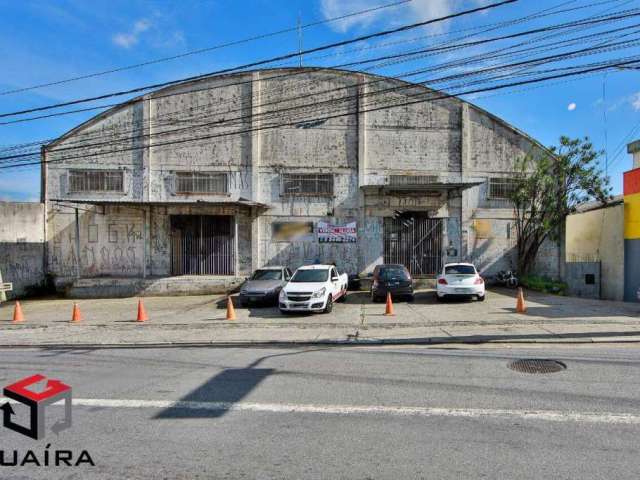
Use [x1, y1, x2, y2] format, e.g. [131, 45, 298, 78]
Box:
[1, 0, 639, 201]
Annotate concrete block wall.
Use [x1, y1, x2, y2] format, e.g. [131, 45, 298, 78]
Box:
[48, 204, 145, 280]
[0, 202, 46, 298]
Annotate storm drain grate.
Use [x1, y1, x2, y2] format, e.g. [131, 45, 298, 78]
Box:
[508, 359, 567, 374]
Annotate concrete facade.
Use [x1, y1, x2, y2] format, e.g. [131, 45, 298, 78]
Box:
[565, 200, 624, 301]
[0, 201, 46, 298]
[43, 68, 558, 295]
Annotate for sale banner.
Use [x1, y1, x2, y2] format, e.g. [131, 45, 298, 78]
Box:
[317, 221, 357, 243]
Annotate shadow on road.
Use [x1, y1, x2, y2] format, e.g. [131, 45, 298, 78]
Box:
[154, 348, 327, 419]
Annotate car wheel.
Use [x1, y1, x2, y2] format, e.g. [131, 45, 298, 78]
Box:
[477, 294, 486, 302]
[337, 290, 347, 303]
[324, 296, 333, 314]
[407, 294, 415, 303]
[436, 294, 446, 302]
[240, 300, 248, 308]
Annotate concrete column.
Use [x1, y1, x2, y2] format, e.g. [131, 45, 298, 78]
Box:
[357, 74, 368, 273]
[74, 208, 81, 279]
[460, 103, 471, 259]
[234, 214, 240, 276]
[250, 71, 262, 271]
[142, 97, 151, 202]
[627, 140, 640, 169]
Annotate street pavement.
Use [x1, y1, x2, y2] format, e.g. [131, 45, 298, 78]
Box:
[0, 344, 639, 478]
[0, 288, 639, 346]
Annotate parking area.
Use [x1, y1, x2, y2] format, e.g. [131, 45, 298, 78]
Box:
[1, 288, 638, 328]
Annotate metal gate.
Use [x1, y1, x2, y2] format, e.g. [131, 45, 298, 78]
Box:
[170, 215, 234, 275]
[383, 214, 443, 276]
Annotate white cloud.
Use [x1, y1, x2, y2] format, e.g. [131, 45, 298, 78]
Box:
[631, 92, 640, 111]
[320, 0, 460, 34]
[112, 18, 152, 48]
[567, 102, 576, 111]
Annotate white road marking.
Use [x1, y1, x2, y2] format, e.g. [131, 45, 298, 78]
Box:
[7, 398, 637, 425]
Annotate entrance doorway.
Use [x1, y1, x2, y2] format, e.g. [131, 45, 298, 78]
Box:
[383, 213, 443, 276]
[170, 215, 234, 275]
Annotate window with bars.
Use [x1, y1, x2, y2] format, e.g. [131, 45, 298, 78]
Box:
[281, 173, 333, 197]
[389, 175, 439, 186]
[488, 177, 519, 200]
[175, 172, 228, 194]
[69, 170, 124, 193]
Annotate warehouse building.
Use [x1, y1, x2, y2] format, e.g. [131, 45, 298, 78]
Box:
[42, 68, 559, 296]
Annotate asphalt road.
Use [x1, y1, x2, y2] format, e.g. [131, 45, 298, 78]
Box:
[0, 344, 639, 479]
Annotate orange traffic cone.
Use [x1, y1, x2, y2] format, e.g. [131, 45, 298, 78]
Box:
[226, 296, 236, 320]
[12, 301, 24, 323]
[136, 299, 149, 322]
[70, 303, 82, 323]
[384, 292, 394, 316]
[516, 287, 527, 313]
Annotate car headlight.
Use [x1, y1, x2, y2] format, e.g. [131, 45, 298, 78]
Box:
[279, 290, 286, 301]
[311, 287, 326, 299]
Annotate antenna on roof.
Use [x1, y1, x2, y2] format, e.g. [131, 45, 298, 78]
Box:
[297, 12, 303, 67]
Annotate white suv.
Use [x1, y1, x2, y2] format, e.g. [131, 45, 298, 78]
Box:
[279, 265, 348, 314]
[436, 263, 485, 301]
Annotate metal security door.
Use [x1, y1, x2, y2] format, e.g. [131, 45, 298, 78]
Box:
[384, 214, 443, 276]
[170, 215, 234, 275]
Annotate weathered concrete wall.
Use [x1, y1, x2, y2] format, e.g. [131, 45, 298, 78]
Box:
[47, 203, 253, 286]
[566, 204, 624, 300]
[566, 261, 601, 299]
[48, 204, 145, 280]
[44, 68, 558, 289]
[0, 202, 45, 298]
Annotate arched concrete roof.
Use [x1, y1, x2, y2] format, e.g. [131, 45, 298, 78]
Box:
[45, 67, 547, 152]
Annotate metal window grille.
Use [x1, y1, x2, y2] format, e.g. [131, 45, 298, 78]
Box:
[488, 177, 519, 199]
[389, 175, 439, 186]
[175, 172, 228, 194]
[281, 173, 333, 197]
[69, 170, 124, 193]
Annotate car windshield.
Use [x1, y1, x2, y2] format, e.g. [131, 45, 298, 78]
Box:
[251, 270, 282, 281]
[380, 268, 410, 281]
[445, 265, 476, 275]
[290, 269, 329, 283]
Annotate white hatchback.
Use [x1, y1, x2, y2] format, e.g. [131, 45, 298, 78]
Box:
[436, 263, 485, 301]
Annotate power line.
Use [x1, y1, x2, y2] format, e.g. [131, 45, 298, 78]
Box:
[0, 1, 633, 160]
[0, 0, 413, 97]
[1, 2, 634, 139]
[0, 0, 517, 120]
[2, 16, 638, 166]
[5, 53, 639, 170]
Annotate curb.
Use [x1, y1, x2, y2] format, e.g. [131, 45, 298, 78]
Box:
[0, 335, 639, 349]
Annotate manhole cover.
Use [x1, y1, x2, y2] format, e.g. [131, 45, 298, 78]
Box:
[508, 359, 567, 374]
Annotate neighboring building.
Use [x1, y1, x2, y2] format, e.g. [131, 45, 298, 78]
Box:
[0, 202, 46, 299]
[564, 140, 640, 303]
[624, 141, 640, 302]
[42, 68, 558, 296]
[565, 196, 624, 300]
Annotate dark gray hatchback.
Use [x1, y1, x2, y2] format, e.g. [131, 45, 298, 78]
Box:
[370, 264, 414, 302]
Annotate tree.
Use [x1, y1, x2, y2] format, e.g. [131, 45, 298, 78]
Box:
[509, 136, 611, 275]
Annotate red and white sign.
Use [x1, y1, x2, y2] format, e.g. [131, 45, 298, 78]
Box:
[317, 221, 357, 243]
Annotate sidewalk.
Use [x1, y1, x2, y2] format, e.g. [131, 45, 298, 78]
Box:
[0, 288, 638, 346]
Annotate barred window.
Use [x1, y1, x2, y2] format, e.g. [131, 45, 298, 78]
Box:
[69, 170, 124, 193]
[281, 173, 333, 197]
[175, 172, 228, 194]
[488, 177, 519, 200]
[389, 175, 438, 186]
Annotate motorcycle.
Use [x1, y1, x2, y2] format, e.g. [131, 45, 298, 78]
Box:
[495, 270, 518, 288]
